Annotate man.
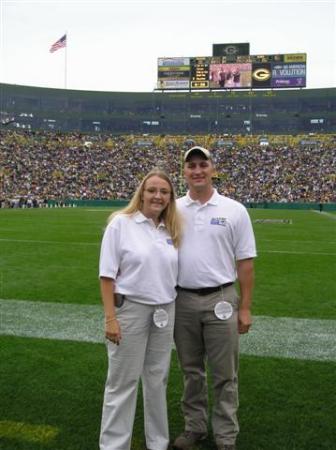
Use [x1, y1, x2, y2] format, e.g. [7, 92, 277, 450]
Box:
[173, 146, 257, 450]
[218, 68, 227, 88]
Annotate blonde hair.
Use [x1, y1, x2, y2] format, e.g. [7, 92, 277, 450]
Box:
[108, 169, 183, 248]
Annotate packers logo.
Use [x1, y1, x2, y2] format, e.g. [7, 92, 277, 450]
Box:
[224, 45, 238, 55]
[253, 68, 271, 81]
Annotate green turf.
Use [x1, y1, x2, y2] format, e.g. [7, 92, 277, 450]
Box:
[0, 207, 335, 318]
[1, 336, 335, 450]
[0, 208, 108, 304]
[252, 209, 336, 319]
[1, 207, 335, 450]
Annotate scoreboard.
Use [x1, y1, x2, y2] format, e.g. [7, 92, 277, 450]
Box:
[157, 53, 306, 90]
[190, 57, 210, 89]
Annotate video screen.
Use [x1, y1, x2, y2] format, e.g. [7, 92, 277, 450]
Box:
[209, 63, 252, 89]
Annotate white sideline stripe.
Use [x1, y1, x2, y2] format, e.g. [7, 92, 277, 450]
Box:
[1, 299, 335, 362]
[1, 238, 335, 256]
[312, 210, 336, 220]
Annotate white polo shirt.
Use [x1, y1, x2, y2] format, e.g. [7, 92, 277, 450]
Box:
[177, 190, 257, 288]
[99, 211, 178, 305]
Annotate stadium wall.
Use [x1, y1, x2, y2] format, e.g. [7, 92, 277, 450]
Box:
[48, 199, 129, 208]
[1, 83, 335, 135]
[47, 199, 336, 211]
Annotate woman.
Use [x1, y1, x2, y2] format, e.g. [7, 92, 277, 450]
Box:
[99, 169, 182, 450]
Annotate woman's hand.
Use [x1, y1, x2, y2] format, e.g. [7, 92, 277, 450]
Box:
[105, 318, 122, 345]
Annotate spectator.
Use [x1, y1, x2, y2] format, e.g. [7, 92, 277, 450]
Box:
[0, 129, 335, 204]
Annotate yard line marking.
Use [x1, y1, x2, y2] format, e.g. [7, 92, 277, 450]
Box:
[1, 299, 335, 362]
[260, 250, 336, 256]
[261, 239, 336, 245]
[1, 240, 335, 252]
[0, 299, 103, 343]
[0, 238, 99, 246]
[242, 316, 336, 362]
[85, 209, 113, 211]
[312, 211, 336, 220]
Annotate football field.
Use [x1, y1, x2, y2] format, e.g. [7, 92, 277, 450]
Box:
[1, 207, 335, 450]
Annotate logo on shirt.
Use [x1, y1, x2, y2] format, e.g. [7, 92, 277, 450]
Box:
[210, 217, 227, 227]
[166, 238, 174, 245]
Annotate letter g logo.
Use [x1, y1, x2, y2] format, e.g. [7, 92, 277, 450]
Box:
[224, 45, 238, 55]
[253, 68, 271, 81]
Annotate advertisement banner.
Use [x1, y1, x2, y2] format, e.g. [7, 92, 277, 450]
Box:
[271, 63, 306, 87]
[158, 57, 190, 66]
[158, 59, 191, 89]
[158, 70, 190, 78]
[157, 79, 190, 89]
[158, 66, 190, 72]
[272, 63, 306, 78]
[284, 53, 306, 63]
[271, 77, 306, 87]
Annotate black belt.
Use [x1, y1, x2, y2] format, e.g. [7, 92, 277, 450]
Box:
[177, 282, 234, 296]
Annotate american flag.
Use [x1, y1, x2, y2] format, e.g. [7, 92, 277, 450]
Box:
[49, 34, 67, 53]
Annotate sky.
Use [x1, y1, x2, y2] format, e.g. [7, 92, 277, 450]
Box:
[0, 0, 335, 92]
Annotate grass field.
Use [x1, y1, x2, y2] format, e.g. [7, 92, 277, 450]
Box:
[1, 207, 336, 450]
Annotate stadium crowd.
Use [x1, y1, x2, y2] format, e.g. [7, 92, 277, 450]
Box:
[0, 129, 335, 207]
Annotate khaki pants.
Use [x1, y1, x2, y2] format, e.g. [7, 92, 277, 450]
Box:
[174, 285, 239, 445]
[100, 299, 175, 450]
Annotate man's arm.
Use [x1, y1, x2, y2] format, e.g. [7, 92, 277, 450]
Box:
[236, 258, 255, 334]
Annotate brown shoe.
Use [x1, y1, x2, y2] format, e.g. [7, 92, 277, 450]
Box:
[172, 430, 207, 449]
[216, 444, 236, 450]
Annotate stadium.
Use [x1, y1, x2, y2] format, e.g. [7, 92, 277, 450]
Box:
[1, 33, 336, 450]
[1, 83, 336, 209]
[1, 82, 335, 135]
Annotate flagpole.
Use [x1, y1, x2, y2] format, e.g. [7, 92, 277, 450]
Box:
[64, 31, 67, 89]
